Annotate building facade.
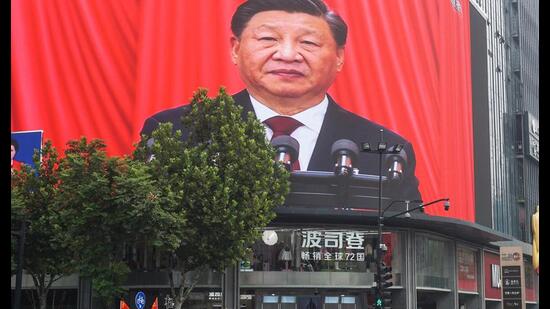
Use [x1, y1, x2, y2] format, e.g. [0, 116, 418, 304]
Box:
[12, 0, 538, 308]
[470, 0, 539, 242]
[13, 209, 539, 309]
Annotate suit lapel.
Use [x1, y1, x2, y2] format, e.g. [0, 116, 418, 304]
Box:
[232, 89, 255, 119]
[307, 96, 342, 171]
[233, 90, 343, 172]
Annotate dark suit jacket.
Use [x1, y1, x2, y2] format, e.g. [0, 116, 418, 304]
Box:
[140, 89, 422, 202]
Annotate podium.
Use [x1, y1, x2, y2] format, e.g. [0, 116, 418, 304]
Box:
[282, 170, 394, 210]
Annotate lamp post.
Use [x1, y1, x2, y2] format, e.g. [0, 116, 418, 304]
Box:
[362, 130, 451, 308]
[361, 129, 402, 308]
[375, 198, 450, 308]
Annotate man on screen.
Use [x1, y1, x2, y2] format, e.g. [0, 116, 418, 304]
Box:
[140, 0, 421, 201]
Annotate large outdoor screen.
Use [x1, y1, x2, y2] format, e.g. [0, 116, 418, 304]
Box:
[11, 0, 474, 221]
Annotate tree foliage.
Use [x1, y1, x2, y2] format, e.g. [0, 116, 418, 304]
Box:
[12, 137, 167, 307]
[134, 87, 290, 307]
[55, 138, 165, 304]
[11, 87, 289, 309]
[11, 141, 74, 309]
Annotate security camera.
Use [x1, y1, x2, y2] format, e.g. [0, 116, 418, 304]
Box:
[444, 200, 450, 211]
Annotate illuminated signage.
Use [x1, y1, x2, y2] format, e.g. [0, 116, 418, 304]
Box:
[208, 292, 222, 301]
[300, 231, 367, 262]
[301, 231, 365, 249]
[524, 113, 539, 162]
[500, 246, 526, 309]
[491, 264, 501, 288]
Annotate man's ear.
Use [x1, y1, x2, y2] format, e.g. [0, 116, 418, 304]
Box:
[230, 36, 240, 65]
[336, 47, 345, 72]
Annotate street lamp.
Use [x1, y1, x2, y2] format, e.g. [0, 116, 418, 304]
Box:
[382, 199, 423, 218]
[374, 198, 450, 309]
[384, 198, 450, 220]
[362, 130, 451, 308]
[361, 129, 404, 308]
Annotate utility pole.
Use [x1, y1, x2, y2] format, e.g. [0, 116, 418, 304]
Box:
[362, 130, 450, 308]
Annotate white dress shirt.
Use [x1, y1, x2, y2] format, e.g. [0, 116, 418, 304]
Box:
[249, 94, 328, 171]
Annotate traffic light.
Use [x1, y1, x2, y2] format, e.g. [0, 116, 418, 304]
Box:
[374, 295, 383, 308]
[373, 243, 392, 308]
[373, 290, 392, 309]
[374, 262, 393, 289]
[380, 290, 392, 308]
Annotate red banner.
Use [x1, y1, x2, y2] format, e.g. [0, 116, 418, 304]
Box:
[119, 300, 130, 309]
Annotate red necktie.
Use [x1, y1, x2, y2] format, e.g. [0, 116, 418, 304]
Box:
[264, 116, 304, 171]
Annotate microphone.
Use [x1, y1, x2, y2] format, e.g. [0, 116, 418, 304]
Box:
[331, 139, 359, 176]
[271, 135, 299, 171]
[146, 138, 155, 162]
[384, 145, 408, 182]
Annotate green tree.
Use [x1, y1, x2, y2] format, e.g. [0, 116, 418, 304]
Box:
[55, 138, 164, 307]
[134, 88, 290, 309]
[11, 141, 75, 309]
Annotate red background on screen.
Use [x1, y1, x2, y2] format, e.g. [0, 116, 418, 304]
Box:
[11, 0, 474, 221]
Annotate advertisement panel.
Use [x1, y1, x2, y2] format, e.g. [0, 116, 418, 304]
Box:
[11, 130, 43, 171]
[11, 0, 474, 220]
[484, 251, 502, 301]
[500, 246, 525, 309]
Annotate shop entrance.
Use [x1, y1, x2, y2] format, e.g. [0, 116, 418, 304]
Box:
[240, 289, 363, 309]
[297, 296, 322, 309]
[417, 289, 453, 308]
[417, 301, 437, 309]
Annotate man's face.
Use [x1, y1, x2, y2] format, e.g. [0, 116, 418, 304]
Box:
[231, 11, 344, 105]
[11, 145, 16, 160]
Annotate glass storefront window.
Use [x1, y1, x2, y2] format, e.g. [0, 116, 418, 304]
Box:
[247, 229, 372, 272]
[341, 296, 356, 304]
[416, 234, 452, 289]
[457, 246, 478, 292]
[325, 296, 339, 303]
[240, 292, 362, 309]
[280, 296, 296, 303]
[262, 295, 279, 309]
[263, 295, 279, 303]
[241, 228, 404, 287]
